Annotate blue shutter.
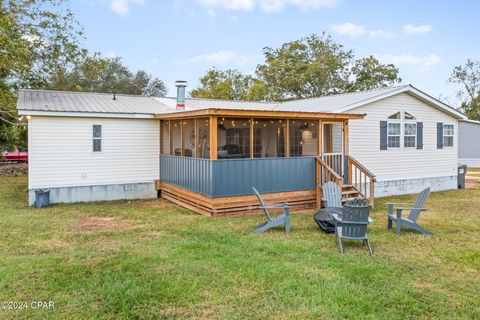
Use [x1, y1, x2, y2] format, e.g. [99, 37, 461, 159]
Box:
[380, 121, 388, 150]
[437, 122, 443, 149]
[417, 122, 423, 149]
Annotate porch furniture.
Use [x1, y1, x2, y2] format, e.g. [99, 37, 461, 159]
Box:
[332, 198, 373, 255]
[313, 207, 342, 233]
[252, 187, 291, 233]
[387, 187, 432, 235]
[322, 181, 342, 208]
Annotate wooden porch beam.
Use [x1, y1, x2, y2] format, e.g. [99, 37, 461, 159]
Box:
[250, 118, 254, 158]
[209, 116, 217, 160]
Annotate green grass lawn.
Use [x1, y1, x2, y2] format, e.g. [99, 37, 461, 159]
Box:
[0, 176, 479, 319]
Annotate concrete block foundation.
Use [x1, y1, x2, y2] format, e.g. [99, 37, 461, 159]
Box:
[28, 182, 157, 206]
[375, 175, 457, 197]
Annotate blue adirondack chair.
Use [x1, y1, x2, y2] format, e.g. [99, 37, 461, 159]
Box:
[252, 187, 291, 233]
[332, 198, 373, 255]
[322, 181, 342, 208]
[387, 187, 432, 235]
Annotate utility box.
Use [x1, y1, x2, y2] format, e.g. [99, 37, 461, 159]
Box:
[458, 165, 467, 189]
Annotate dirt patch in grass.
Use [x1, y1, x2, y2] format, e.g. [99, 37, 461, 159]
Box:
[0, 162, 28, 176]
[466, 176, 480, 189]
[65, 216, 141, 233]
[137, 199, 169, 209]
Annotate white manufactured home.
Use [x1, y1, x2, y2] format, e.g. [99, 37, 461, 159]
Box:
[459, 119, 480, 167]
[17, 84, 465, 212]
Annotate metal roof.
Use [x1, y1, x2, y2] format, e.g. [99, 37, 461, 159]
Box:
[16, 85, 465, 119]
[278, 86, 408, 112]
[17, 89, 173, 115]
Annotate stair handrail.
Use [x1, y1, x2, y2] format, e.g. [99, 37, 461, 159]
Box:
[315, 157, 343, 208]
[348, 156, 376, 182]
[347, 156, 376, 207]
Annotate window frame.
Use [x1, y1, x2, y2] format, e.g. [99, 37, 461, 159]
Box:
[387, 122, 401, 149]
[93, 124, 102, 152]
[403, 122, 417, 148]
[443, 124, 454, 147]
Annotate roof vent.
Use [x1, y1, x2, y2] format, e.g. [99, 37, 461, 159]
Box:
[175, 80, 187, 111]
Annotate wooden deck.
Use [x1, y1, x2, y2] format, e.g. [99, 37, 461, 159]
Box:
[157, 181, 316, 216]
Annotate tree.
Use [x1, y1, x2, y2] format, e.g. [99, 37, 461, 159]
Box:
[349, 56, 401, 91]
[448, 59, 480, 120]
[191, 68, 266, 101]
[46, 54, 167, 96]
[256, 33, 401, 101]
[1, 0, 84, 149]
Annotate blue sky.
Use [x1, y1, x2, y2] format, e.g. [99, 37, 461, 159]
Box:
[71, 0, 480, 105]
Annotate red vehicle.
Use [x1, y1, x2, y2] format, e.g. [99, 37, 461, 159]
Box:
[2, 148, 28, 162]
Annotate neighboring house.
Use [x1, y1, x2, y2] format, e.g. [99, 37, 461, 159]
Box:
[17, 84, 465, 215]
[459, 119, 480, 167]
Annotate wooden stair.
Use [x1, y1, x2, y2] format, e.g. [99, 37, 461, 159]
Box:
[341, 184, 362, 201]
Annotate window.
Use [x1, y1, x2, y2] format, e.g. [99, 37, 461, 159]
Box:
[404, 123, 417, 148]
[93, 125, 102, 152]
[387, 123, 400, 148]
[443, 124, 454, 147]
[388, 112, 401, 120]
[404, 112, 416, 120]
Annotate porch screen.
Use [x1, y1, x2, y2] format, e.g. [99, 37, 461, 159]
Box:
[182, 119, 195, 157]
[289, 120, 318, 156]
[253, 119, 287, 158]
[217, 118, 250, 159]
[196, 118, 210, 159]
[161, 121, 170, 154]
[171, 120, 182, 156]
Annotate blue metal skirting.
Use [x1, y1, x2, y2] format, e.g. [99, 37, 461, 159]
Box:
[159, 155, 315, 198]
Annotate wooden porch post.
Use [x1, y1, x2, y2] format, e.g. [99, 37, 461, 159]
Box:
[194, 118, 198, 158]
[180, 120, 184, 156]
[285, 119, 290, 157]
[344, 120, 352, 184]
[316, 119, 323, 209]
[209, 116, 217, 160]
[159, 120, 163, 155]
[250, 117, 254, 158]
[318, 120, 323, 157]
[168, 120, 172, 155]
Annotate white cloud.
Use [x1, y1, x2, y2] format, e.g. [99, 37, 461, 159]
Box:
[180, 50, 251, 66]
[378, 54, 441, 71]
[331, 23, 393, 39]
[109, 0, 144, 15]
[403, 24, 432, 35]
[368, 29, 394, 39]
[196, 0, 338, 13]
[106, 51, 117, 58]
[331, 23, 366, 37]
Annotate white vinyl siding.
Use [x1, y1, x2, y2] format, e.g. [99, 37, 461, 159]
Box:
[28, 117, 159, 189]
[348, 93, 458, 182]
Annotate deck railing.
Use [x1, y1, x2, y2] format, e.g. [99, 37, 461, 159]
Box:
[322, 153, 343, 177]
[347, 156, 376, 207]
[315, 157, 343, 208]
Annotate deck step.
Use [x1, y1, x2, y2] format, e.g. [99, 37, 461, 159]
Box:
[342, 190, 360, 196]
